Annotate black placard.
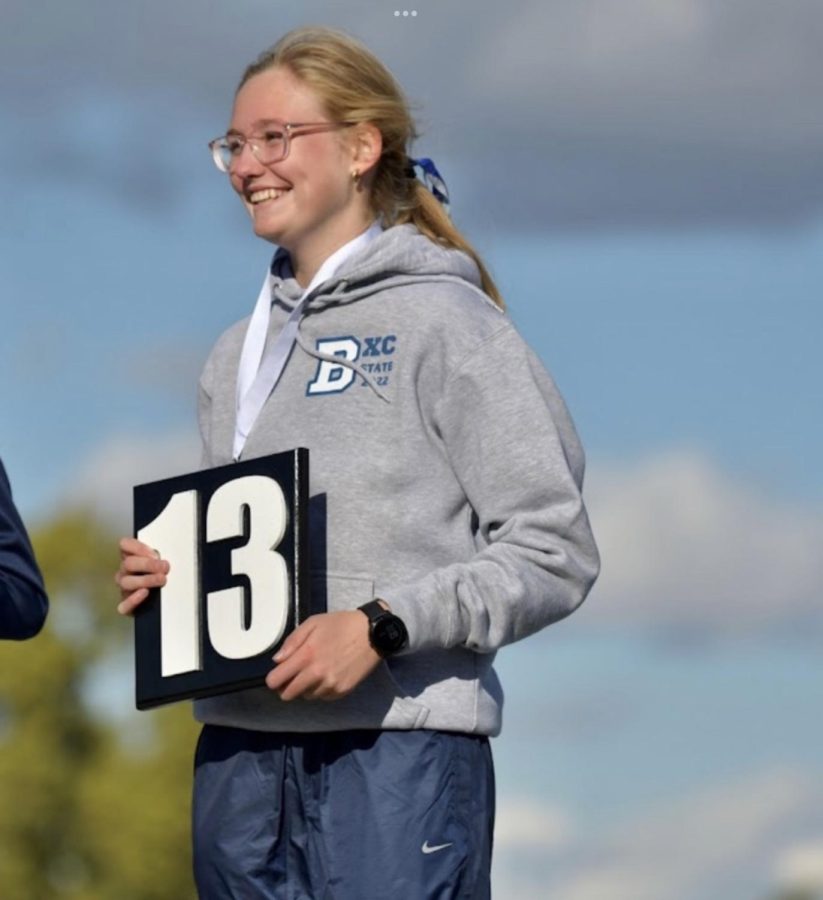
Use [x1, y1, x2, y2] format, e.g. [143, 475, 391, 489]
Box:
[132, 449, 310, 709]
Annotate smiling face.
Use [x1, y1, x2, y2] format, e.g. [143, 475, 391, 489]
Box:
[227, 66, 379, 282]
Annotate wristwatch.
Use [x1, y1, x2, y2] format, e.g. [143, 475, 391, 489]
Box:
[358, 600, 409, 657]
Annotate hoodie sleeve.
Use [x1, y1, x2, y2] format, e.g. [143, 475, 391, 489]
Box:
[383, 325, 599, 654]
[0, 461, 48, 640]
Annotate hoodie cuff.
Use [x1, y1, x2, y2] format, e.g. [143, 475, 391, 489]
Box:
[378, 580, 454, 655]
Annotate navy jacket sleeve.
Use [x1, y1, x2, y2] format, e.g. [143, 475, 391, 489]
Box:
[0, 459, 48, 639]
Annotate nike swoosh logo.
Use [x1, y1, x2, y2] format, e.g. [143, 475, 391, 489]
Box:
[421, 841, 453, 854]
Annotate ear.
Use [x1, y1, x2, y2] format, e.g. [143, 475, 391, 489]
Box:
[350, 122, 383, 175]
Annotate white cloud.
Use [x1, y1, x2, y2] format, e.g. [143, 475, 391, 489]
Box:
[773, 837, 823, 893]
[471, 0, 823, 138]
[495, 797, 572, 850]
[492, 798, 575, 899]
[61, 431, 201, 530]
[550, 768, 823, 900]
[449, 0, 823, 228]
[579, 449, 823, 634]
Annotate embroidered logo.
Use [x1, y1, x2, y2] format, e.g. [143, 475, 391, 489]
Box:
[306, 334, 397, 396]
[306, 336, 360, 395]
[421, 841, 453, 855]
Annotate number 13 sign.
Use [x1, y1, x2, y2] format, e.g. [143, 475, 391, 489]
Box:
[132, 449, 310, 709]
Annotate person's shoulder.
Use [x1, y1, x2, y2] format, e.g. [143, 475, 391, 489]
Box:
[366, 227, 508, 332]
[0, 458, 19, 517]
[212, 314, 252, 352]
[407, 277, 510, 351]
[201, 315, 251, 368]
[198, 314, 251, 398]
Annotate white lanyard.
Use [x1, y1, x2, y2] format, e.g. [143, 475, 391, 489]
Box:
[233, 222, 382, 459]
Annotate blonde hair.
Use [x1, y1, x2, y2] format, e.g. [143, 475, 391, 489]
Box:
[239, 26, 504, 308]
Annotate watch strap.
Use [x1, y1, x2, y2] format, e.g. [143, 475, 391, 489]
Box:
[359, 600, 388, 622]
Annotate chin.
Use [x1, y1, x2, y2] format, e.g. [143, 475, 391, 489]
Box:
[251, 218, 287, 246]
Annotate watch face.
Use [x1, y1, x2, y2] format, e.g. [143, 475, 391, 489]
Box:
[373, 615, 408, 654]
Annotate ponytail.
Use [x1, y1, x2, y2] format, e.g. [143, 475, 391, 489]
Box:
[394, 181, 504, 309]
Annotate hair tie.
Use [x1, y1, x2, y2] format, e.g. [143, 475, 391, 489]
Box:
[406, 157, 450, 212]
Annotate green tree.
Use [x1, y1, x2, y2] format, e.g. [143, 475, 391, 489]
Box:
[0, 509, 199, 899]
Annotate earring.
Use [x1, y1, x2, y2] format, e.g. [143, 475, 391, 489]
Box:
[350, 169, 360, 184]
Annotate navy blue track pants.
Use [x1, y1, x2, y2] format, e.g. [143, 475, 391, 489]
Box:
[192, 726, 495, 899]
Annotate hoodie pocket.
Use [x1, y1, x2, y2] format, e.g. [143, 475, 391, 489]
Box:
[310, 571, 430, 729]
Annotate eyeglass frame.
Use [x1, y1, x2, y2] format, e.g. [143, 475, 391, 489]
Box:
[208, 120, 355, 173]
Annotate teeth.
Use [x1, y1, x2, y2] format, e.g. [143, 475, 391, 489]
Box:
[249, 188, 288, 203]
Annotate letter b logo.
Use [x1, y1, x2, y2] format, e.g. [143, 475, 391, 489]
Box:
[306, 336, 361, 395]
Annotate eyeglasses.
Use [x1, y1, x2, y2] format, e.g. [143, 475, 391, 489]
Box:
[208, 120, 354, 173]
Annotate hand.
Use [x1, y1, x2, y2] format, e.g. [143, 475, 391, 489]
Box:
[115, 537, 170, 615]
[265, 611, 381, 701]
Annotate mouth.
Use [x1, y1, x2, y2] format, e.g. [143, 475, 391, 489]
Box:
[247, 187, 291, 205]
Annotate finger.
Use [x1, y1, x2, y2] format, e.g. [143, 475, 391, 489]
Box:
[273, 617, 315, 663]
[117, 579, 165, 600]
[265, 651, 303, 692]
[275, 667, 321, 702]
[300, 671, 357, 701]
[117, 588, 149, 616]
[116, 568, 167, 592]
[306, 680, 347, 701]
[121, 555, 169, 576]
[119, 537, 160, 560]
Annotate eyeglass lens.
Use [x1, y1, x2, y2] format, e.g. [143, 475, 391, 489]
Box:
[214, 129, 288, 171]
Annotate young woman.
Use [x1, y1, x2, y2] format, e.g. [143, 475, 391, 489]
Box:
[116, 26, 599, 898]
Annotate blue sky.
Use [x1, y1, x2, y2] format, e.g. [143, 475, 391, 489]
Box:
[2, 2, 822, 897]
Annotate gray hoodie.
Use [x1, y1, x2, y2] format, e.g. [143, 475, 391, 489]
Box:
[195, 224, 599, 736]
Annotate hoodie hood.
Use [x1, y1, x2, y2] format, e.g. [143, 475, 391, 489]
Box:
[269, 224, 489, 315]
[270, 224, 497, 404]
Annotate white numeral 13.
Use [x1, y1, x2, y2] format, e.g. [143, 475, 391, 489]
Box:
[138, 475, 290, 677]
